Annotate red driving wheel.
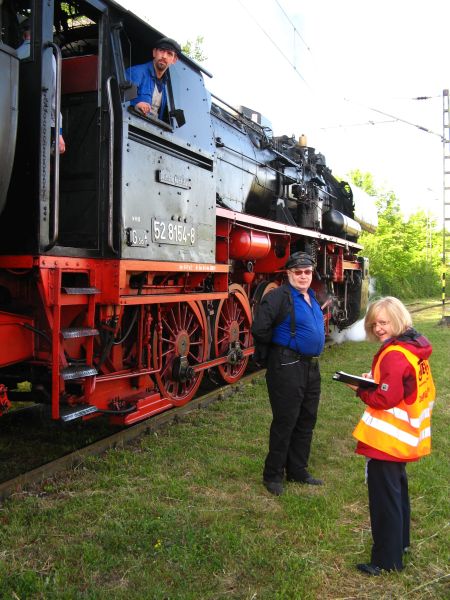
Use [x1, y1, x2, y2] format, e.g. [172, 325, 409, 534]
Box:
[153, 301, 208, 406]
[214, 284, 252, 384]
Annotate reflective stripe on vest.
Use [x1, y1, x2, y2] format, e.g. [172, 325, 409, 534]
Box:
[352, 345, 435, 459]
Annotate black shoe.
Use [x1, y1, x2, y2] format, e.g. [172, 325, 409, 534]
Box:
[356, 563, 382, 576]
[287, 473, 324, 486]
[263, 480, 284, 496]
[302, 475, 324, 486]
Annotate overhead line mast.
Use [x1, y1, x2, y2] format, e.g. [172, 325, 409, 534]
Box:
[442, 90, 450, 325]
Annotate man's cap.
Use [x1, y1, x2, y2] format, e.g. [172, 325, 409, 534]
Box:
[155, 37, 182, 56]
[285, 252, 315, 270]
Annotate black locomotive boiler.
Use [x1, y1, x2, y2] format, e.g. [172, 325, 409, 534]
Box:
[0, 0, 375, 423]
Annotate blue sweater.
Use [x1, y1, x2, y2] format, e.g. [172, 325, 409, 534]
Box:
[125, 60, 168, 119]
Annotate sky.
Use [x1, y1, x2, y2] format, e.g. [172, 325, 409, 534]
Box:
[117, 0, 449, 224]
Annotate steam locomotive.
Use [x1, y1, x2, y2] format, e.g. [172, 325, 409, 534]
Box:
[0, 0, 375, 424]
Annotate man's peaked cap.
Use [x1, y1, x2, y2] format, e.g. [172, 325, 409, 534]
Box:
[285, 252, 315, 270]
[155, 37, 182, 56]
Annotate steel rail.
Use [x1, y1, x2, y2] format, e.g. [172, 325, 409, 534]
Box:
[0, 370, 264, 502]
[408, 303, 442, 313]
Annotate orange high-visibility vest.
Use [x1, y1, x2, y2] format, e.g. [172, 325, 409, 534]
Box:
[353, 345, 435, 460]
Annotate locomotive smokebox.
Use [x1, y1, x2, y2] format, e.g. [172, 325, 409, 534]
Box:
[229, 228, 271, 260]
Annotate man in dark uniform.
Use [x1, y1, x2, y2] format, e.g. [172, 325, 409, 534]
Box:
[251, 252, 325, 496]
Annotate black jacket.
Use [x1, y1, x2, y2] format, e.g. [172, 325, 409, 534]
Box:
[251, 284, 293, 343]
[251, 285, 293, 366]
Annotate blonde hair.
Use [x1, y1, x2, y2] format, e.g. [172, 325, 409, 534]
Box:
[364, 296, 412, 342]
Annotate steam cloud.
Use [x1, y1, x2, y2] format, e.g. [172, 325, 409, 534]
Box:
[330, 318, 367, 344]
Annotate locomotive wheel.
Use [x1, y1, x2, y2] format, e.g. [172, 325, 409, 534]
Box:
[214, 284, 252, 384]
[153, 301, 208, 406]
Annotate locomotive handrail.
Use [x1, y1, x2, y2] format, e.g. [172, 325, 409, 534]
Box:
[48, 43, 62, 247]
[106, 76, 118, 254]
[211, 93, 247, 119]
[211, 94, 272, 140]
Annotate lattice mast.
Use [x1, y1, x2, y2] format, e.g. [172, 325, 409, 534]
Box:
[442, 90, 450, 324]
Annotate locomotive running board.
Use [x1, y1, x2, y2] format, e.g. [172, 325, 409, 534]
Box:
[216, 206, 363, 250]
[59, 404, 98, 422]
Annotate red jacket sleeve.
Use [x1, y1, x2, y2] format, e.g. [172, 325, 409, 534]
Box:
[357, 350, 416, 409]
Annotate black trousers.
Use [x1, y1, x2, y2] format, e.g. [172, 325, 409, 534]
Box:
[367, 459, 410, 571]
[263, 347, 321, 482]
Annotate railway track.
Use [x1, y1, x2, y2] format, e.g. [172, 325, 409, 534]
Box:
[407, 301, 442, 313]
[0, 370, 264, 502]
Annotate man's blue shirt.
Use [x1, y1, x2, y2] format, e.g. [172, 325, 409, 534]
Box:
[125, 61, 168, 119]
[271, 286, 325, 355]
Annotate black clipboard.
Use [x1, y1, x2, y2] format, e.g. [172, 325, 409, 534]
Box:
[332, 371, 378, 389]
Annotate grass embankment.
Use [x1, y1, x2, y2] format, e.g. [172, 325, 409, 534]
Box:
[0, 307, 448, 599]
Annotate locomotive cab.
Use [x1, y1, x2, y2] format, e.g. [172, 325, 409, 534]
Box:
[116, 13, 216, 264]
[0, 0, 217, 265]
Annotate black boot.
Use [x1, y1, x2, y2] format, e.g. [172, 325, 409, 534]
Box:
[263, 480, 284, 496]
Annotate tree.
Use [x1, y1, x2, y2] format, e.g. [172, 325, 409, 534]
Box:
[182, 36, 207, 63]
[348, 170, 441, 299]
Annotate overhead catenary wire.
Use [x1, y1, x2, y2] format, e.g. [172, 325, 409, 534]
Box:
[344, 98, 446, 141]
[370, 94, 441, 101]
[319, 119, 396, 130]
[235, 0, 441, 142]
[274, 0, 312, 53]
[235, 0, 312, 89]
[272, 1, 446, 143]
[316, 94, 445, 135]
[223, 0, 447, 208]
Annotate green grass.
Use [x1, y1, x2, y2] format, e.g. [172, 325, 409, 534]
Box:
[0, 307, 448, 599]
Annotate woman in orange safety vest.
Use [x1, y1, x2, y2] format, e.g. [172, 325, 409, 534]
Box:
[346, 296, 435, 576]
